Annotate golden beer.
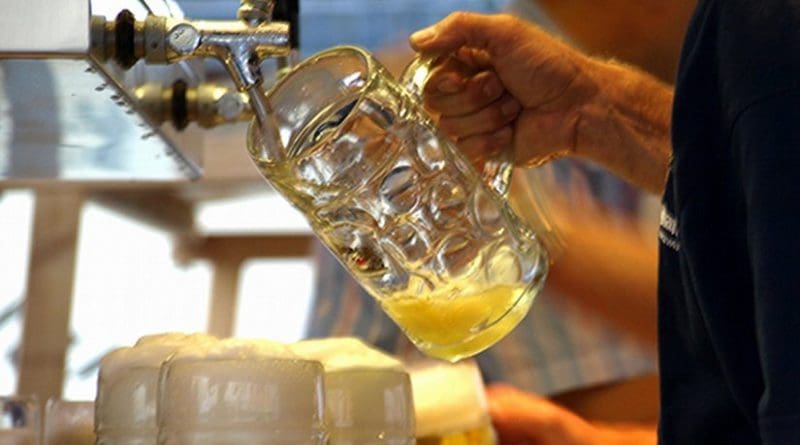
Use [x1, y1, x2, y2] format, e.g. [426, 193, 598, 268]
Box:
[382, 283, 535, 362]
[417, 423, 497, 445]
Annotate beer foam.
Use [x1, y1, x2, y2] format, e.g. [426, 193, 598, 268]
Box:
[101, 333, 218, 379]
[99, 344, 174, 379]
[134, 332, 216, 347]
[409, 361, 489, 437]
[290, 337, 403, 372]
[168, 337, 297, 362]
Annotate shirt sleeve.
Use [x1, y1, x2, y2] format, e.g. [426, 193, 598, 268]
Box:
[732, 89, 800, 444]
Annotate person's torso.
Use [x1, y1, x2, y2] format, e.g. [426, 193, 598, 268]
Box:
[660, 0, 800, 442]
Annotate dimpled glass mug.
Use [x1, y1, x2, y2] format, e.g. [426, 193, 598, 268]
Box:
[247, 45, 550, 362]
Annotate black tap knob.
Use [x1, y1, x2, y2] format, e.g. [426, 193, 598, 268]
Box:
[115, 9, 139, 69]
[273, 0, 299, 49]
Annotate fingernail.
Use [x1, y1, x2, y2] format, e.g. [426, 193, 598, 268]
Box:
[501, 99, 521, 117]
[438, 78, 461, 93]
[410, 27, 436, 45]
[483, 77, 502, 98]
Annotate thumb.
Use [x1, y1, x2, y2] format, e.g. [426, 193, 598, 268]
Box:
[410, 12, 511, 55]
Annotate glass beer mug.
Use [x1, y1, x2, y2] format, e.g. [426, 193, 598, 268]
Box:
[247, 45, 549, 362]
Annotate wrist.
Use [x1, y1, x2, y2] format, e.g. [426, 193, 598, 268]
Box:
[571, 56, 673, 194]
[572, 57, 627, 159]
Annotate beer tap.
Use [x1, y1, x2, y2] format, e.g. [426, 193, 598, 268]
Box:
[90, 0, 298, 129]
[91, 0, 291, 89]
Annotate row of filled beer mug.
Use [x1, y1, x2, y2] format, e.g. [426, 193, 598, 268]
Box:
[0, 334, 496, 445]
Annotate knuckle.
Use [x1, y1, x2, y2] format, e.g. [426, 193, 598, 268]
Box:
[448, 11, 473, 25]
[495, 13, 522, 29]
[492, 14, 526, 45]
[495, 13, 517, 24]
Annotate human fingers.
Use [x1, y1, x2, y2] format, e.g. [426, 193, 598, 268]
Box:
[439, 95, 520, 140]
[422, 48, 492, 95]
[487, 384, 555, 428]
[486, 384, 548, 445]
[455, 126, 512, 168]
[422, 56, 472, 95]
[486, 384, 567, 439]
[486, 384, 594, 445]
[425, 70, 506, 117]
[410, 12, 521, 57]
[454, 46, 493, 70]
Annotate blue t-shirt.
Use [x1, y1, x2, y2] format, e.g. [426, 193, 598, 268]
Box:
[660, 0, 800, 443]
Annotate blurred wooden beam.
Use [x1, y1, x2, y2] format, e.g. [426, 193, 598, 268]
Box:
[208, 256, 242, 338]
[91, 190, 195, 235]
[175, 234, 313, 262]
[17, 191, 83, 400]
[174, 233, 313, 338]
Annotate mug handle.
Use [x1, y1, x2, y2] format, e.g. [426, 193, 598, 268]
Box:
[400, 55, 514, 198]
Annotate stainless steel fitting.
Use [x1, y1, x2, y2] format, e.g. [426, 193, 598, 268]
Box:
[91, 0, 292, 91]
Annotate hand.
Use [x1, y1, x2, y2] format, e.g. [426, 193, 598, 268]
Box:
[410, 13, 598, 168]
[486, 384, 657, 445]
[410, 12, 674, 195]
[487, 384, 594, 445]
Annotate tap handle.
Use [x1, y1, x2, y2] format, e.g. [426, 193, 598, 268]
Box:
[238, 0, 275, 26]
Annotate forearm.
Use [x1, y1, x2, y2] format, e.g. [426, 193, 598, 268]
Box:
[574, 58, 674, 195]
[593, 422, 658, 445]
